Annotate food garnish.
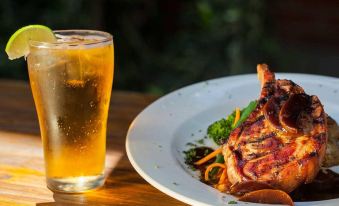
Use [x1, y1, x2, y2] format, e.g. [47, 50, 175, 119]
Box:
[194, 147, 222, 166]
[5, 25, 55, 60]
[207, 101, 257, 145]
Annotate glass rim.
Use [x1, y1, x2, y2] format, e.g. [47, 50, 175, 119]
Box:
[29, 29, 113, 49]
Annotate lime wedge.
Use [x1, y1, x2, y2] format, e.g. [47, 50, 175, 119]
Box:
[5, 25, 56, 60]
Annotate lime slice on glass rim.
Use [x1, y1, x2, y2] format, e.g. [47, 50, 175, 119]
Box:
[5, 25, 56, 60]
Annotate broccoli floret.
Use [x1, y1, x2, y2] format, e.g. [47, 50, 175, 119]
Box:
[207, 101, 258, 145]
[207, 113, 235, 145]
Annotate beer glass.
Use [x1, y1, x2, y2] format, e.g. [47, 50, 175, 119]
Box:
[27, 30, 114, 193]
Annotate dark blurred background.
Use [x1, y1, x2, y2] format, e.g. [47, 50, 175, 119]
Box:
[1, 0, 339, 94]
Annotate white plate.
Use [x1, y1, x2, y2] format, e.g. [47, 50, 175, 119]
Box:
[126, 73, 339, 206]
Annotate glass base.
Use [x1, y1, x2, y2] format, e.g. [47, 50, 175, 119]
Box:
[47, 174, 105, 193]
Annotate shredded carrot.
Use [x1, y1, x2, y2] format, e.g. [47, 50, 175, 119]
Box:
[233, 107, 241, 127]
[216, 168, 223, 178]
[218, 168, 227, 184]
[194, 147, 222, 166]
[216, 183, 228, 192]
[204, 163, 226, 181]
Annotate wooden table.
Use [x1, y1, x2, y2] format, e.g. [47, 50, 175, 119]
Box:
[0, 80, 187, 206]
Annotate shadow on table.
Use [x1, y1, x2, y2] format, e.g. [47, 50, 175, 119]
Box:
[36, 192, 115, 206]
[35, 154, 143, 206]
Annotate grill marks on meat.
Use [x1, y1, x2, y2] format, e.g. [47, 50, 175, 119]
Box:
[223, 64, 327, 193]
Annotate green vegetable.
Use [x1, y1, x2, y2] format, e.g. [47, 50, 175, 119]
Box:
[234, 100, 258, 128]
[183, 147, 213, 168]
[207, 100, 257, 145]
[183, 148, 197, 165]
[228, 200, 238, 204]
[207, 114, 234, 145]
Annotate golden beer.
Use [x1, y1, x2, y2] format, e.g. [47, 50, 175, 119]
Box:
[27, 30, 113, 192]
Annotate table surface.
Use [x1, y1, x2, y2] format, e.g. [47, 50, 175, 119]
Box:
[0, 80, 187, 206]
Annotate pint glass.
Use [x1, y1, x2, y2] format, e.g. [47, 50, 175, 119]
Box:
[27, 30, 114, 193]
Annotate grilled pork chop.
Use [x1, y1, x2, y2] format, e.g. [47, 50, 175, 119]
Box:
[223, 64, 328, 193]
